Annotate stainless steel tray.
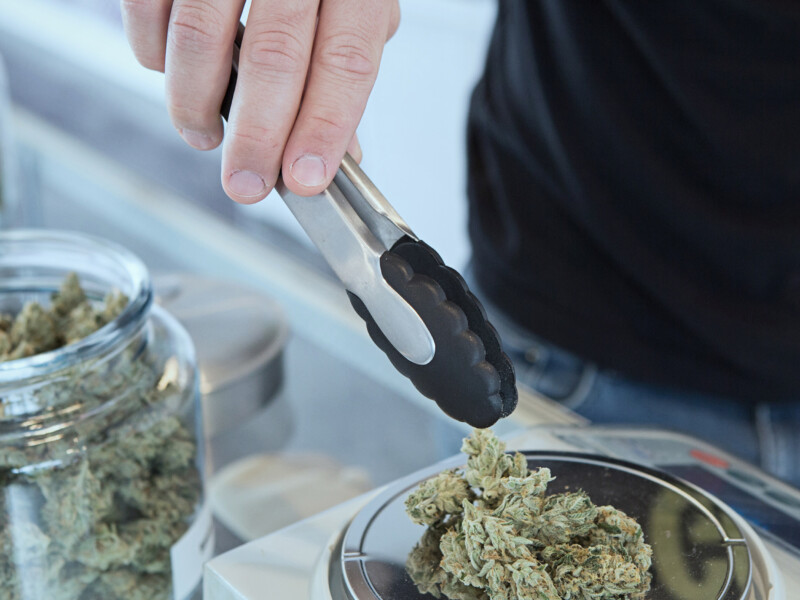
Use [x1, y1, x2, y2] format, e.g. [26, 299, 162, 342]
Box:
[330, 452, 755, 600]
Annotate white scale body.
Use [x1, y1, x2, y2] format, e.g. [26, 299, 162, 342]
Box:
[204, 427, 800, 600]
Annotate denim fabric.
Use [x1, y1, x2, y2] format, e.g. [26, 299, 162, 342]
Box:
[470, 271, 800, 489]
[756, 402, 800, 486]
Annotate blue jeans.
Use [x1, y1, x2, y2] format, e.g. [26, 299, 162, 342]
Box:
[472, 276, 800, 489]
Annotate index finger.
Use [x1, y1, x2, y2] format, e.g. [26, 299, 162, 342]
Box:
[281, 0, 395, 196]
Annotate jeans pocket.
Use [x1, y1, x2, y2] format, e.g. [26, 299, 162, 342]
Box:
[502, 338, 597, 407]
[756, 402, 800, 488]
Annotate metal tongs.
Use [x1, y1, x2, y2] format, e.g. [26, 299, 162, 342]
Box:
[222, 24, 516, 427]
[281, 156, 436, 367]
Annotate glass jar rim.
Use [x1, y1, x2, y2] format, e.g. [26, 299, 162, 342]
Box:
[0, 229, 152, 382]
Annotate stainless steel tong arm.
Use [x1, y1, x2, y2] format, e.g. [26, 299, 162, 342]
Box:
[276, 160, 435, 366]
[335, 155, 416, 250]
[224, 22, 434, 365]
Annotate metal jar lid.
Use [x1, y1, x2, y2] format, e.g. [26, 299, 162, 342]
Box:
[330, 452, 756, 600]
[155, 274, 289, 437]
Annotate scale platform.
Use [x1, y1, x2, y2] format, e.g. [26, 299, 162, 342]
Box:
[204, 427, 800, 600]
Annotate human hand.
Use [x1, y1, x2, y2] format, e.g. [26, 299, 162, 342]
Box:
[121, 0, 400, 202]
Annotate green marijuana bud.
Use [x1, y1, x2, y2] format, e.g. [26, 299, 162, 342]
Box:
[406, 429, 653, 600]
[0, 272, 126, 361]
[406, 469, 474, 527]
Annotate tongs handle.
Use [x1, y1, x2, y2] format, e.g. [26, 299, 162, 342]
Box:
[219, 21, 244, 123]
[336, 154, 416, 249]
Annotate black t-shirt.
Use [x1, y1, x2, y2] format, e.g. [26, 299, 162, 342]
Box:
[467, 0, 800, 401]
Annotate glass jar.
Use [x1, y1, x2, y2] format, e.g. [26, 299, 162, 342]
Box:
[0, 230, 209, 600]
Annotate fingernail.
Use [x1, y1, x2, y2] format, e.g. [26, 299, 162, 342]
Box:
[290, 154, 327, 188]
[180, 129, 215, 150]
[228, 170, 266, 198]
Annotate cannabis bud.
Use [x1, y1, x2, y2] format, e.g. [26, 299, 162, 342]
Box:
[405, 429, 653, 600]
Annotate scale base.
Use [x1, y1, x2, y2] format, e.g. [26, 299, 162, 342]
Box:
[205, 427, 799, 600]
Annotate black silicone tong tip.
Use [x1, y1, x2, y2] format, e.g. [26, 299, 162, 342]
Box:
[348, 240, 517, 428]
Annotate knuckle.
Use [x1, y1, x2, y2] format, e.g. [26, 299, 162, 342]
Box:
[318, 32, 378, 81]
[304, 112, 348, 145]
[244, 27, 308, 77]
[168, 101, 208, 128]
[169, 2, 227, 55]
[228, 125, 282, 155]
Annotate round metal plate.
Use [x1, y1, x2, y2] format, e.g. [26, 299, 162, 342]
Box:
[331, 452, 752, 600]
[154, 274, 289, 438]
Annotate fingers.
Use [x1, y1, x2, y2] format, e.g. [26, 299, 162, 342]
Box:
[164, 0, 245, 150]
[120, 0, 173, 72]
[221, 0, 320, 203]
[281, 0, 396, 196]
[123, 0, 396, 202]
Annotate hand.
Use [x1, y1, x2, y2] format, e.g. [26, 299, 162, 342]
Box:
[121, 0, 400, 202]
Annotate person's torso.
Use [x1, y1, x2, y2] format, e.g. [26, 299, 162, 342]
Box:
[467, 0, 800, 400]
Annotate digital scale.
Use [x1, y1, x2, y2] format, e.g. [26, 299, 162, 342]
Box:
[204, 427, 800, 600]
